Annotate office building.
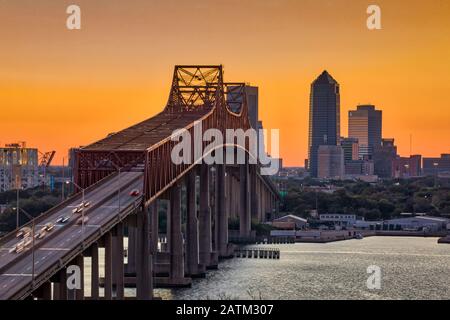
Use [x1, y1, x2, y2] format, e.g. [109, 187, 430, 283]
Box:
[392, 155, 422, 178]
[423, 154, 450, 176]
[340, 137, 359, 162]
[373, 138, 398, 178]
[308, 71, 341, 177]
[317, 145, 344, 179]
[348, 105, 382, 159]
[0, 142, 39, 191]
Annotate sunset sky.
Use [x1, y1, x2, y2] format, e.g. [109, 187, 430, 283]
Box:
[1, 0, 449, 166]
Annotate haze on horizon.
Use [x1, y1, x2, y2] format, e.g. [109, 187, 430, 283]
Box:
[1, 0, 449, 166]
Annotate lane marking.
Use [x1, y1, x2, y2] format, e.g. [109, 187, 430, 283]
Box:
[3, 274, 32, 277]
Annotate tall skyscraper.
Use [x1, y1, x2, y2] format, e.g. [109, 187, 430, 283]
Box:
[348, 105, 382, 159]
[308, 71, 341, 177]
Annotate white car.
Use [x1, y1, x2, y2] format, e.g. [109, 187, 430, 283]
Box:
[83, 201, 91, 208]
[44, 223, 55, 232]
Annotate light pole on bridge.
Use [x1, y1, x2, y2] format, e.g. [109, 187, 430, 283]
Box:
[13, 207, 36, 285]
[66, 180, 86, 245]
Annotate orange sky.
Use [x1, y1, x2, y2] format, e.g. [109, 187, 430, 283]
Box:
[1, 0, 449, 166]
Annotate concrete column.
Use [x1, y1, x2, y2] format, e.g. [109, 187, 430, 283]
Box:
[58, 268, 67, 300]
[240, 162, 251, 237]
[91, 242, 99, 299]
[36, 281, 51, 300]
[104, 231, 113, 300]
[169, 183, 184, 280]
[75, 254, 84, 300]
[126, 221, 137, 275]
[198, 165, 211, 268]
[186, 170, 200, 276]
[217, 164, 228, 257]
[150, 200, 159, 254]
[114, 223, 124, 299]
[136, 208, 153, 300]
[250, 166, 259, 222]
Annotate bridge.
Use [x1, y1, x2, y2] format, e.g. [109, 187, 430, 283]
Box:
[0, 65, 280, 300]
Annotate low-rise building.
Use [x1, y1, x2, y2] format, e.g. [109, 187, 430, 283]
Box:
[384, 216, 449, 232]
[273, 215, 308, 230]
[319, 214, 359, 227]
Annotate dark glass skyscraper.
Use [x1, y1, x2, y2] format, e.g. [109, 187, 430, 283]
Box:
[308, 71, 340, 177]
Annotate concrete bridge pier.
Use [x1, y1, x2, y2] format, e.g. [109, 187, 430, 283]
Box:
[125, 216, 137, 275]
[198, 164, 212, 270]
[104, 231, 113, 300]
[150, 200, 159, 255]
[90, 242, 99, 299]
[136, 207, 153, 299]
[166, 183, 190, 286]
[185, 170, 202, 277]
[112, 223, 125, 299]
[53, 268, 68, 300]
[239, 161, 251, 238]
[250, 165, 260, 221]
[34, 281, 51, 300]
[217, 164, 229, 258]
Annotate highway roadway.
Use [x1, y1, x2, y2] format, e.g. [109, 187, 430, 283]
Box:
[0, 171, 143, 300]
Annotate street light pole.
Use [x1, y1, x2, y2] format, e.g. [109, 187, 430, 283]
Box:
[16, 188, 19, 230]
[15, 208, 36, 284]
[66, 180, 86, 245]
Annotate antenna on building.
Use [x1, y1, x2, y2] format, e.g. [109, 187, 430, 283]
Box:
[410, 134, 413, 156]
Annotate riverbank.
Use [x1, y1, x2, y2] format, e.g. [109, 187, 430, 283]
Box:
[292, 230, 448, 244]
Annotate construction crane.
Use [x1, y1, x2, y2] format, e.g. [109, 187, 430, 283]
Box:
[38, 151, 56, 187]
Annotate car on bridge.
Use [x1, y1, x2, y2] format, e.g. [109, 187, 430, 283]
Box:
[83, 201, 91, 208]
[44, 223, 55, 232]
[16, 227, 31, 238]
[129, 189, 140, 197]
[56, 216, 70, 224]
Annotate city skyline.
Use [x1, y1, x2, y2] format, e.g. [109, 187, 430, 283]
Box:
[1, 0, 450, 166]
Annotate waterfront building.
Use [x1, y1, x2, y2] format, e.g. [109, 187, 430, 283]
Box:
[317, 145, 345, 180]
[348, 105, 382, 160]
[384, 216, 449, 232]
[272, 215, 308, 230]
[308, 71, 341, 177]
[319, 214, 359, 227]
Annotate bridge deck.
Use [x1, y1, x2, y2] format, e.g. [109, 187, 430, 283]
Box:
[83, 109, 211, 151]
[0, 172, 143, 300]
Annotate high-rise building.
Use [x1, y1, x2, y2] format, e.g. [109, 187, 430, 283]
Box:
[308, 71, 340, 177]
[373, 138, 398, 178]
[0, 142, 39, 191]
[340, 137, 359, 162]
[423, 154, 450, 176]
[348, 105, 382, 159]
[317, 145, 345, 180]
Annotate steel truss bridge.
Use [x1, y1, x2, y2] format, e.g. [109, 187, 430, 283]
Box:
[0, 65, 280, 300]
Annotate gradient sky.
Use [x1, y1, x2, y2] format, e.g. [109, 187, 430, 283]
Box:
[1, 0, 449, 166]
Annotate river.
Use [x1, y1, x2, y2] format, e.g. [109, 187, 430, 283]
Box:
[84, 236, 450, 300]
